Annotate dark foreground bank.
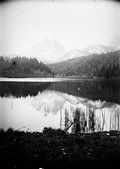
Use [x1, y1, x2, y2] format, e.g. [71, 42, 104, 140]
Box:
[1, 128, 120, 169]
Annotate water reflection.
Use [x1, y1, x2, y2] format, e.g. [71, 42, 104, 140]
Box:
[0, 82, 51, 97]
[0, 79, 120, 104]
[0, 90, 120, 133]
[60, 100, 120, 133]
[49, 80, 120, 104]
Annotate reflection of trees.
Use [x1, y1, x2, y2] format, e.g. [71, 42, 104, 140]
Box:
[49, 80, 120, 104]
[61, 107, 95, 134]
[89, 108, 95, 132]
[0, 82, 51, 98]
[64, 109, 73, 132]
[61, 105, 120, 134]
[1, 79, 120, 103]
[72, 109, 80, 133]
[71, 108, 95, 134]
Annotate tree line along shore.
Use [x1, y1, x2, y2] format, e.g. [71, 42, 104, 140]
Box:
[0, 50, 120, 79]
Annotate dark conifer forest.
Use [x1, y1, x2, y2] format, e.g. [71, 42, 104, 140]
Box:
[0, 50, 120, 79]
[49, 50, 120, 79]
[0, 56, 54, 77]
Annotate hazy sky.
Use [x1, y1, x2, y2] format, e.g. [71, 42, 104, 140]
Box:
[0, 0, 120, 55]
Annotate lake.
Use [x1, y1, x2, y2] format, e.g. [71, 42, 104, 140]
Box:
[0, 78, 120, 133]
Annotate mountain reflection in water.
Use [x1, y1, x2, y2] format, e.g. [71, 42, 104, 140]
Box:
[0, 90, 120, 133]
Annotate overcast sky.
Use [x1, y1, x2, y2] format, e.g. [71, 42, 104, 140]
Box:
[0, 0, 120, 56]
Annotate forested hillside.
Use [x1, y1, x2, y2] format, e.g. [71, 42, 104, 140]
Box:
[1, 50, 120, 78]
[49, 50, 120, 79]
[0, 56, 54, 78]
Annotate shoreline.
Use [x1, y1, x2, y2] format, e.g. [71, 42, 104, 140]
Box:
[1, 128, 120, 169]
[0, 76, 119, 82]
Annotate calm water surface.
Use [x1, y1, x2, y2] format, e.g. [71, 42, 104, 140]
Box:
[0, 78, 120, 133]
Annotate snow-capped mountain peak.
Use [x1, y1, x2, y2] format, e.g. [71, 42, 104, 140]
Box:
[22, 38, 66, 64]
[60, 44, 117, 62]
[81, 45, 115, 55]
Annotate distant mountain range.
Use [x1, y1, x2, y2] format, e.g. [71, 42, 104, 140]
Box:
[22, 38, 66, 63]
[24, 42, 119, 64]
[22, 35, 120, 63]
[60, 45, 116, 62]
[1, 35, 120, 79]
[5, 44, 118, 63]
[47, 35, 120, 79]
[3, 35, 120, 64]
